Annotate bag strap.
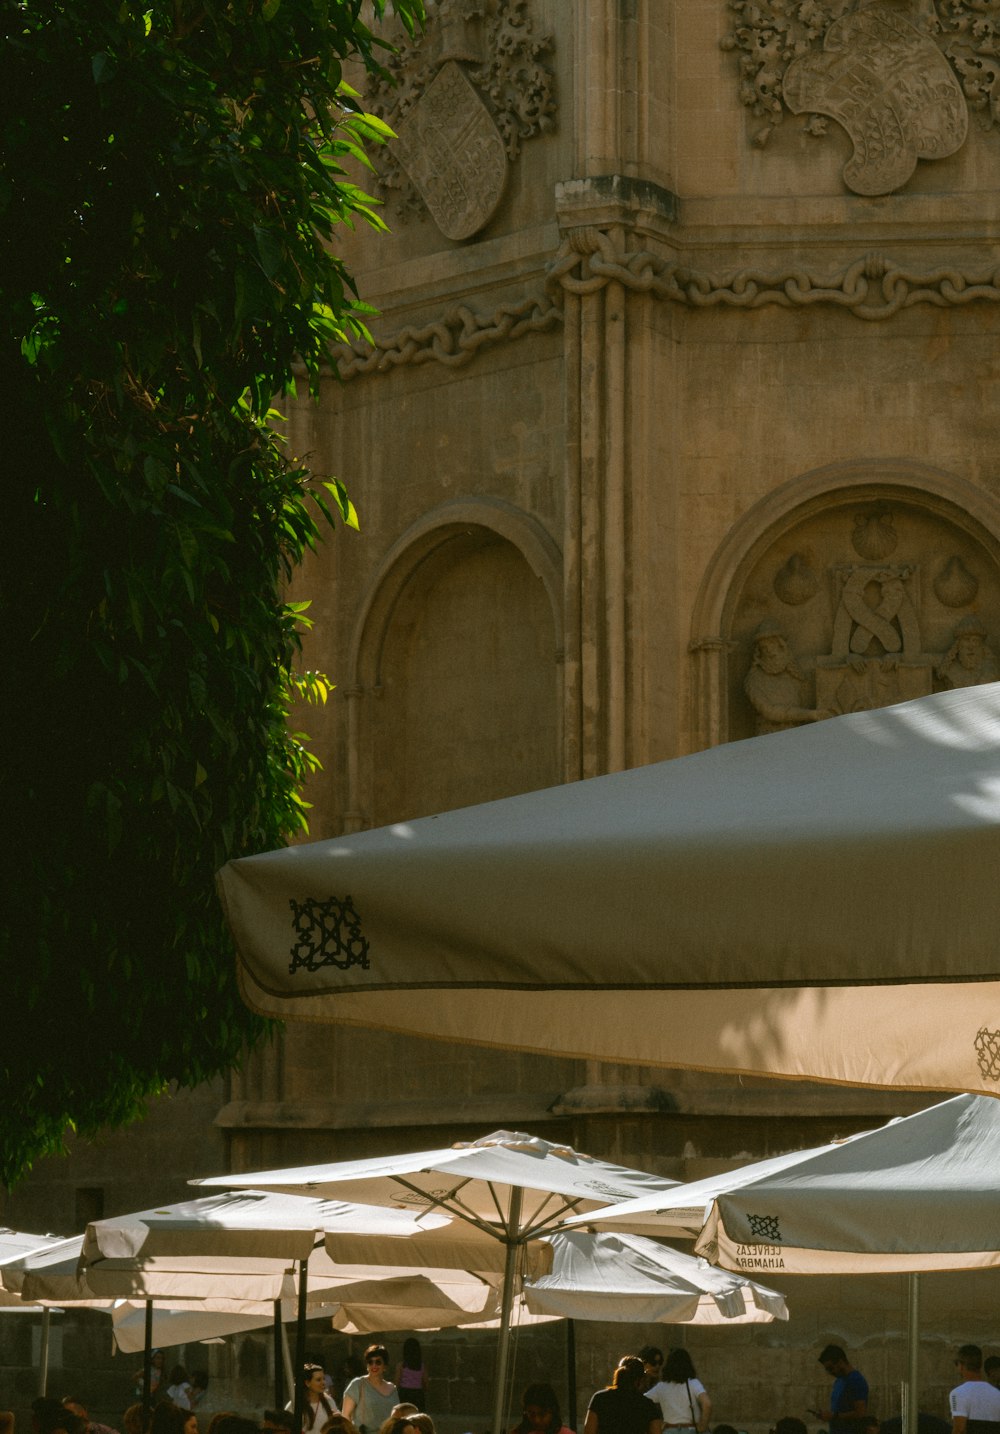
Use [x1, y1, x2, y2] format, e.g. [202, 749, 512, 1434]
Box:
[687, 1381, 697, 1428]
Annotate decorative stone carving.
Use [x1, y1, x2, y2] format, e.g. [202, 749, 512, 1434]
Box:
[936, 614, 1000, 688]
[783, 4, 967, 195]
[773, 552, 820, 605]
[730, 497, 1000, 739]
[851, 504, 898, 560]
[817, 562, 933, 713]
[743, 619, 832, 735]
[368, 0, 556, 238]
[722, 0, 990, 194]
[934, 554, 979, 608]
[392, 61, 508, 241]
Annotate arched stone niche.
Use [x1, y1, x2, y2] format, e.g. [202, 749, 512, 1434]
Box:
[691, 462, 1000, 748]
[345, 497, 563, 829]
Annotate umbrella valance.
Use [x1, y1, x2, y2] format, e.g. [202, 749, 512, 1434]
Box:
[567, 1094, 1000, 1274]
[219, 684, 1000, 1096]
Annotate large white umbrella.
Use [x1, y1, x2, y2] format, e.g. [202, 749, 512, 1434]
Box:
[570, 1094, 1000, 1434]
[0, 1230, 90, 1395]
[194, 1129, 676, 1434]
[217, 682, 1000, 1097]
[522, 1230, 787, 1325]
[564, 1094, 1000, 1272]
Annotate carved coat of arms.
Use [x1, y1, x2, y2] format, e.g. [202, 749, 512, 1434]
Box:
[368, 0, 556, 241]
[723, 0, 996, 195]
[393, 61, 508, 241]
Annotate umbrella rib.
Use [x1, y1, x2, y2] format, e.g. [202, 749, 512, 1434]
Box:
[388, 1177, 509, 1243]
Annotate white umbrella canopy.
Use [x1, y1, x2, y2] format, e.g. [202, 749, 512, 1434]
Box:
[565, 1094, 1000, 1274]
[195, 1130, 675, 1434]
[108, 1296, 342, 1354]
[0, 1229, 74, 1309]
[219, 683, 1000, 1096]
[194, 1130, 677, 1233]
[82, 1189, 450, 1261]
[522, 1231, 787, 1325]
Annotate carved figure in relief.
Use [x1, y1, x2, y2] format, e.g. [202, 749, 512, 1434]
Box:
[744, 621, 832, 735]
[936, 615, 1000, 689]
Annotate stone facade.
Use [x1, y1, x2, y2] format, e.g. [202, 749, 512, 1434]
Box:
[6, 1, 1000, 1429]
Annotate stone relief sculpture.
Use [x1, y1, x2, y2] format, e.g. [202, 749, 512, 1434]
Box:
[738, 503, 1000, 736]
[367, 0, 556, 240]
[722, 0, 999, 194]
[936, 614, 1000, 688]
[744, 620, 832, 734]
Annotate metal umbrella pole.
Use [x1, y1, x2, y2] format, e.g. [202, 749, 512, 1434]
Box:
[37, 1308, 51, 1396]
[142, 1300, 154, 1424]
[566, 1319, 576, 1432]
[273, 1299, 285, 1409]
[490, 1188, 523, 1434]
[292, 1256, 309, 1434]
[906, 1273, 920, 1434]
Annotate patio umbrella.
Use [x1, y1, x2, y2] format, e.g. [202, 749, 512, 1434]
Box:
[0, 1230, 86, 1394]
[523, 1230, 787, 1325]
[216, 682, 1000, 1097]
[569, 1093, 1000, 1434]
[194, 1129, 676, 1434]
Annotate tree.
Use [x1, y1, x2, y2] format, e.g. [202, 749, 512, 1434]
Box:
[0, 0, 423, 1185]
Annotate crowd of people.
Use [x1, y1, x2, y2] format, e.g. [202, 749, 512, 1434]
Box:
[580, 1341, 1000, 1434]
[6, 1336, 1000, 1434]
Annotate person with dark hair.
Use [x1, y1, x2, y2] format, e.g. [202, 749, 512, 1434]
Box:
[122, 1405, 149, 1434]
[61, 1399, 118, 1434]
[321, 1418, 358, 1434]
[149, 1406, 196, 1434]
[773, 1420, 806, 1434]
[35, 1410, 85, 1434]
[208, 1420, 255, 1434]
[286, 1366, 338, 1434]
[511, 1384, 574, 1434]
[342, 1348, 397, 1434]
[403, 1418, 434, 1434]
[585, 1356, 663, 1434]
[951, 1345, 1000, 1434]
[985, 1362, 1000, 1393]
[646, 1348, 711, 1434]
[638, 1353, 664, 1396]
[133, 1354, 165, 1404]
[394, 1342, 426, 1414]
[813, 1346, 868, 1434]
[165, 1373, 191, 1412]
[261, 1414, 295, 1433]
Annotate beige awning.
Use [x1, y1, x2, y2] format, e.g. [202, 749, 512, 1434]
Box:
[219, 683, 1000, 1095]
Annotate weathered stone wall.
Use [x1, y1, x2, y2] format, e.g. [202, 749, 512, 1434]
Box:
[7, 2, 1000, 1430]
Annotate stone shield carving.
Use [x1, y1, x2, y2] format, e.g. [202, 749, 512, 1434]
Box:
[722, 0, 998, 194]
[783, 4, 967, 195]
[367, 0, 556, 240]
[392, 61, 508, 241]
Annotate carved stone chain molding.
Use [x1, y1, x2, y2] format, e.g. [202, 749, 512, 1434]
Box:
[332, 231, 1000, 380]
[547, 228, 1000, 321]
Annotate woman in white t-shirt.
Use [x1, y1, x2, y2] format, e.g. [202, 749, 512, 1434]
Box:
[287, 1364, 340, 1434]
[645, 1350, 711, 1434]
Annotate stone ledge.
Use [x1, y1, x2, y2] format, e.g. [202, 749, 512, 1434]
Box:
[214, 1092, 565, 1131]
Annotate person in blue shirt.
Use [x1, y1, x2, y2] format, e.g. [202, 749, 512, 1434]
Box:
[811, 1346, 869, 1434]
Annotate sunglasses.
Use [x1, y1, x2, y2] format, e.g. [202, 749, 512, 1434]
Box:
[367, 1358, 385, 1366]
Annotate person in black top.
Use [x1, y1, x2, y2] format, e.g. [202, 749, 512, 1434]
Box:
[585, 1358, 663, 1434]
